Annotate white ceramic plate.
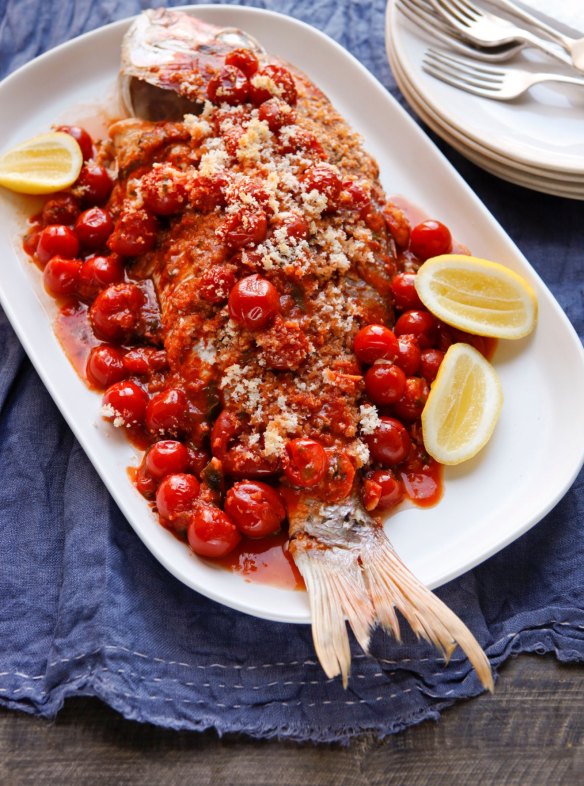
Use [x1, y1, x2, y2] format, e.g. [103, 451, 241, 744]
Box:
[1, 5, 584, 625]
[387, 0, 584, 177]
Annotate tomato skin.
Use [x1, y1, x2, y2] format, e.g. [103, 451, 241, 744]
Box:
[370, 469, 404, 511]
[409, 220, 452, 261]
[391, 272, 423, 312]
[56, 125, 93, 160]
[302, 165, 341, 211]
[77, 254, 125, 302]
[224, 481, 286, 538]
[393, 377, 430, 422]
[364, 362, 407, 407]
[207, 65, 249, 106]
[145, 441, 190, 479]
[394, 333, 422, 376]
[250, 65, 297, 106]
[283, 438, 328, 488]
[210, 410, 241, 458]
[258, 97, 296, 131]
[43, 256, 82, 298]
[365, 416, 411, 466]
[320, 450, 356, 503]
[37, 225, 80, 265]
[107, 210, 158, 257]
[353, 324, 399, 365]
[146, 388, 190, 437]
[222, 209, 268, 250]
[74, 207, 113, 250]
[135, 462, 156, 500]
[156, 473, 200, 521]
[75, 162, 113, 206]
[189, 173, 228, 213]
[224, 48, 259, 77]
[141, 169, 187, 216]
[89, 283, 144, 343]
[199, 265, 236, 304]
[420, 348, 445, 382]
[394, 309, 439, 349]
[271, 210, 308, 240]
[86, 344, 127, 389]
[41, 193, 80, 226]
[123, 347, 168, 376]
[228, 274, 280, 330]
[187, 503, 241, 558]
[102, 380, 149, 426]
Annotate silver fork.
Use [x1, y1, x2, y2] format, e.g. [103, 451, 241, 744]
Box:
[397, 0, 525, 61]
[427, 0, 574, 68]
[422, 47, 584, 100]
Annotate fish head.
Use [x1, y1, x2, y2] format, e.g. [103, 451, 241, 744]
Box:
[120, 8, 266, 121]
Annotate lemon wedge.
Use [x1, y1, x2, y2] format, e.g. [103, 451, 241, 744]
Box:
[0, 132, 83, 195]
[415, 254, 537, 339]
[421, 342, 503, 465]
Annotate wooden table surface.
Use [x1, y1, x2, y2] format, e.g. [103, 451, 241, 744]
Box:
[1, 653, 582, 785]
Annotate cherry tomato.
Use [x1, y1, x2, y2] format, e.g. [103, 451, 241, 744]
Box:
[353, 324, 399, 365]
[146, 441, 190, 480]
[41, 193, 80, 226]
[56, 125, 93, 160]
[228, 274, 280, 330]
[250, 65, 297, 106]
[222, 209, 268, 250]
[75, 162, 113, 206]
[23, 226, 41, 257]
[107, 210, 158, 257]
[156, 473, 200, 521]
[320, 450, 356, 503]
[283, 438, 328, 488]
[102, 380, 149, 426]
[393, 377, 430, 422]
[258, 97, 296, 131]
[420, 348, 445, 382]
[74, 207, 114, 250]
[277, 127, 325, 158]
[189, 173, 227, 213]
[187, 446, 211, 478]
[199, 265, 237, 304]
[363, 469, 404, 512]
[36, 225, 80, 265]
[207, 65, 249, 106]
[77, 254, 125, 302]
[383, 203, 410, 249]
[187, 503, 241, 558]
[302, 165, 341, 211]
[224, 481, 286, 538]
[146, 388, 190, 437]
[391, 272, 424, 312]
[141, 169, 187, 216]
[89, 283, 145, 343]
[394, 333, 422, 376]
[364, 362, 407, 407]
[210, 410, 241, 458]
[123, 347, 169, 376]
[340, 180, 371, 218]
[86, 344, 126, 389]
[135, 461, 156, 501]
[225, 48, 259, 77]
[409, 220, 452, 261]
[42, 256, 82, 298]
[394, 309, 439, 349]
[271, 211, 308, 240]
[365, 416, 411, 466]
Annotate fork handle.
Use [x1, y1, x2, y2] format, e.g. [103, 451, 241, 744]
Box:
[531, 72, 584, 89]
[518, 28, 574, 68]
[488, 0, 575, 50]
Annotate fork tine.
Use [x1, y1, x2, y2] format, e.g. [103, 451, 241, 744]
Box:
[423, 54, 501, 91]
[446, 0, 481, 22]
[422, 58, 498, 97]
[426, 48, 505, 79]
[430, 0, 472, 27]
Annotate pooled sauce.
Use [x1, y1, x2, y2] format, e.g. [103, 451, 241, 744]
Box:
[215, 530, 305, 590]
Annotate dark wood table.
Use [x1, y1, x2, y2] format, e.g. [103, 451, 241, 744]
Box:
[1, 653, 582, 785]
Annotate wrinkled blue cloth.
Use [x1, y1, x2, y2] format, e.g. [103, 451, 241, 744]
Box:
[0, 0, 583, 743]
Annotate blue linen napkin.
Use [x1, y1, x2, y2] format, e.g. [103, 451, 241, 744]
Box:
[0, 0, 583, 743]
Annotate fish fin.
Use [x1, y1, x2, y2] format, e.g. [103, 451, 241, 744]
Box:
[294, 547, 374, 688]
[362, 532, 494, 693]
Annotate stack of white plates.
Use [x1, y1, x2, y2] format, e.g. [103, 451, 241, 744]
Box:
[385, 1, 584, 199]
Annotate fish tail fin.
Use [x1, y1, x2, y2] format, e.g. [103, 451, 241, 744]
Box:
[362, 532, 494, 692]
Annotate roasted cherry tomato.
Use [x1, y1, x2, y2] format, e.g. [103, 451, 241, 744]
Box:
[250, 65, 297, 106]
[364, 362, 407, 407]
[42, 255, 82, 298]
[77, 254, 124, 302]
[102, 380, 149, 426]
[141, 168, 187, 216]
[391, 272, 423, 312]
[23, 226, 41, 257]
[156, 473, 200, 521]
[41, 193, 80, 226]
[187, 502, 241, 558]
[302, 164, 341, 211]
[75, 162, 113, 206]
[320, 450, 356, 503]
[207, 65, 249, 106]
[199, 265, 237, 304]
[224, 48, 259, 77]
[409, 220, 452, 261]
[36, 224, 80, 265]
[56, 125, 93, 160]
[86, 344, 127, 389]
[146, 388, 190, 437]
[393, 377, 430, 422]
[222, 209, 268, 250]
[135, 462, 156, 501]
[89, 282, 144, 343]
[189, 173, 227, 213]
[394, 309, 439, 349]
[145, 441, 190, 480]
[365, 416, 411, 466]
[107, 210, 158, 257]
[210, 410, 241, 458]
[420, 348, 445, 382]
[224, 481, 286, 538]
[283, 438, 328, 488]
[353, 324, 399, 365]
[123, 347, 169, 376]
[258, 97, 296, 131]
[228, 274, 280, 330]
[271, 210, 308, 240]
[74, 207, 114, 250]
[394, 333, 422, 376]
[362, 469, 404, 512]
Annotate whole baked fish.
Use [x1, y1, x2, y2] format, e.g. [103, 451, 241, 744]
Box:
[106, 8, 493, 690]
